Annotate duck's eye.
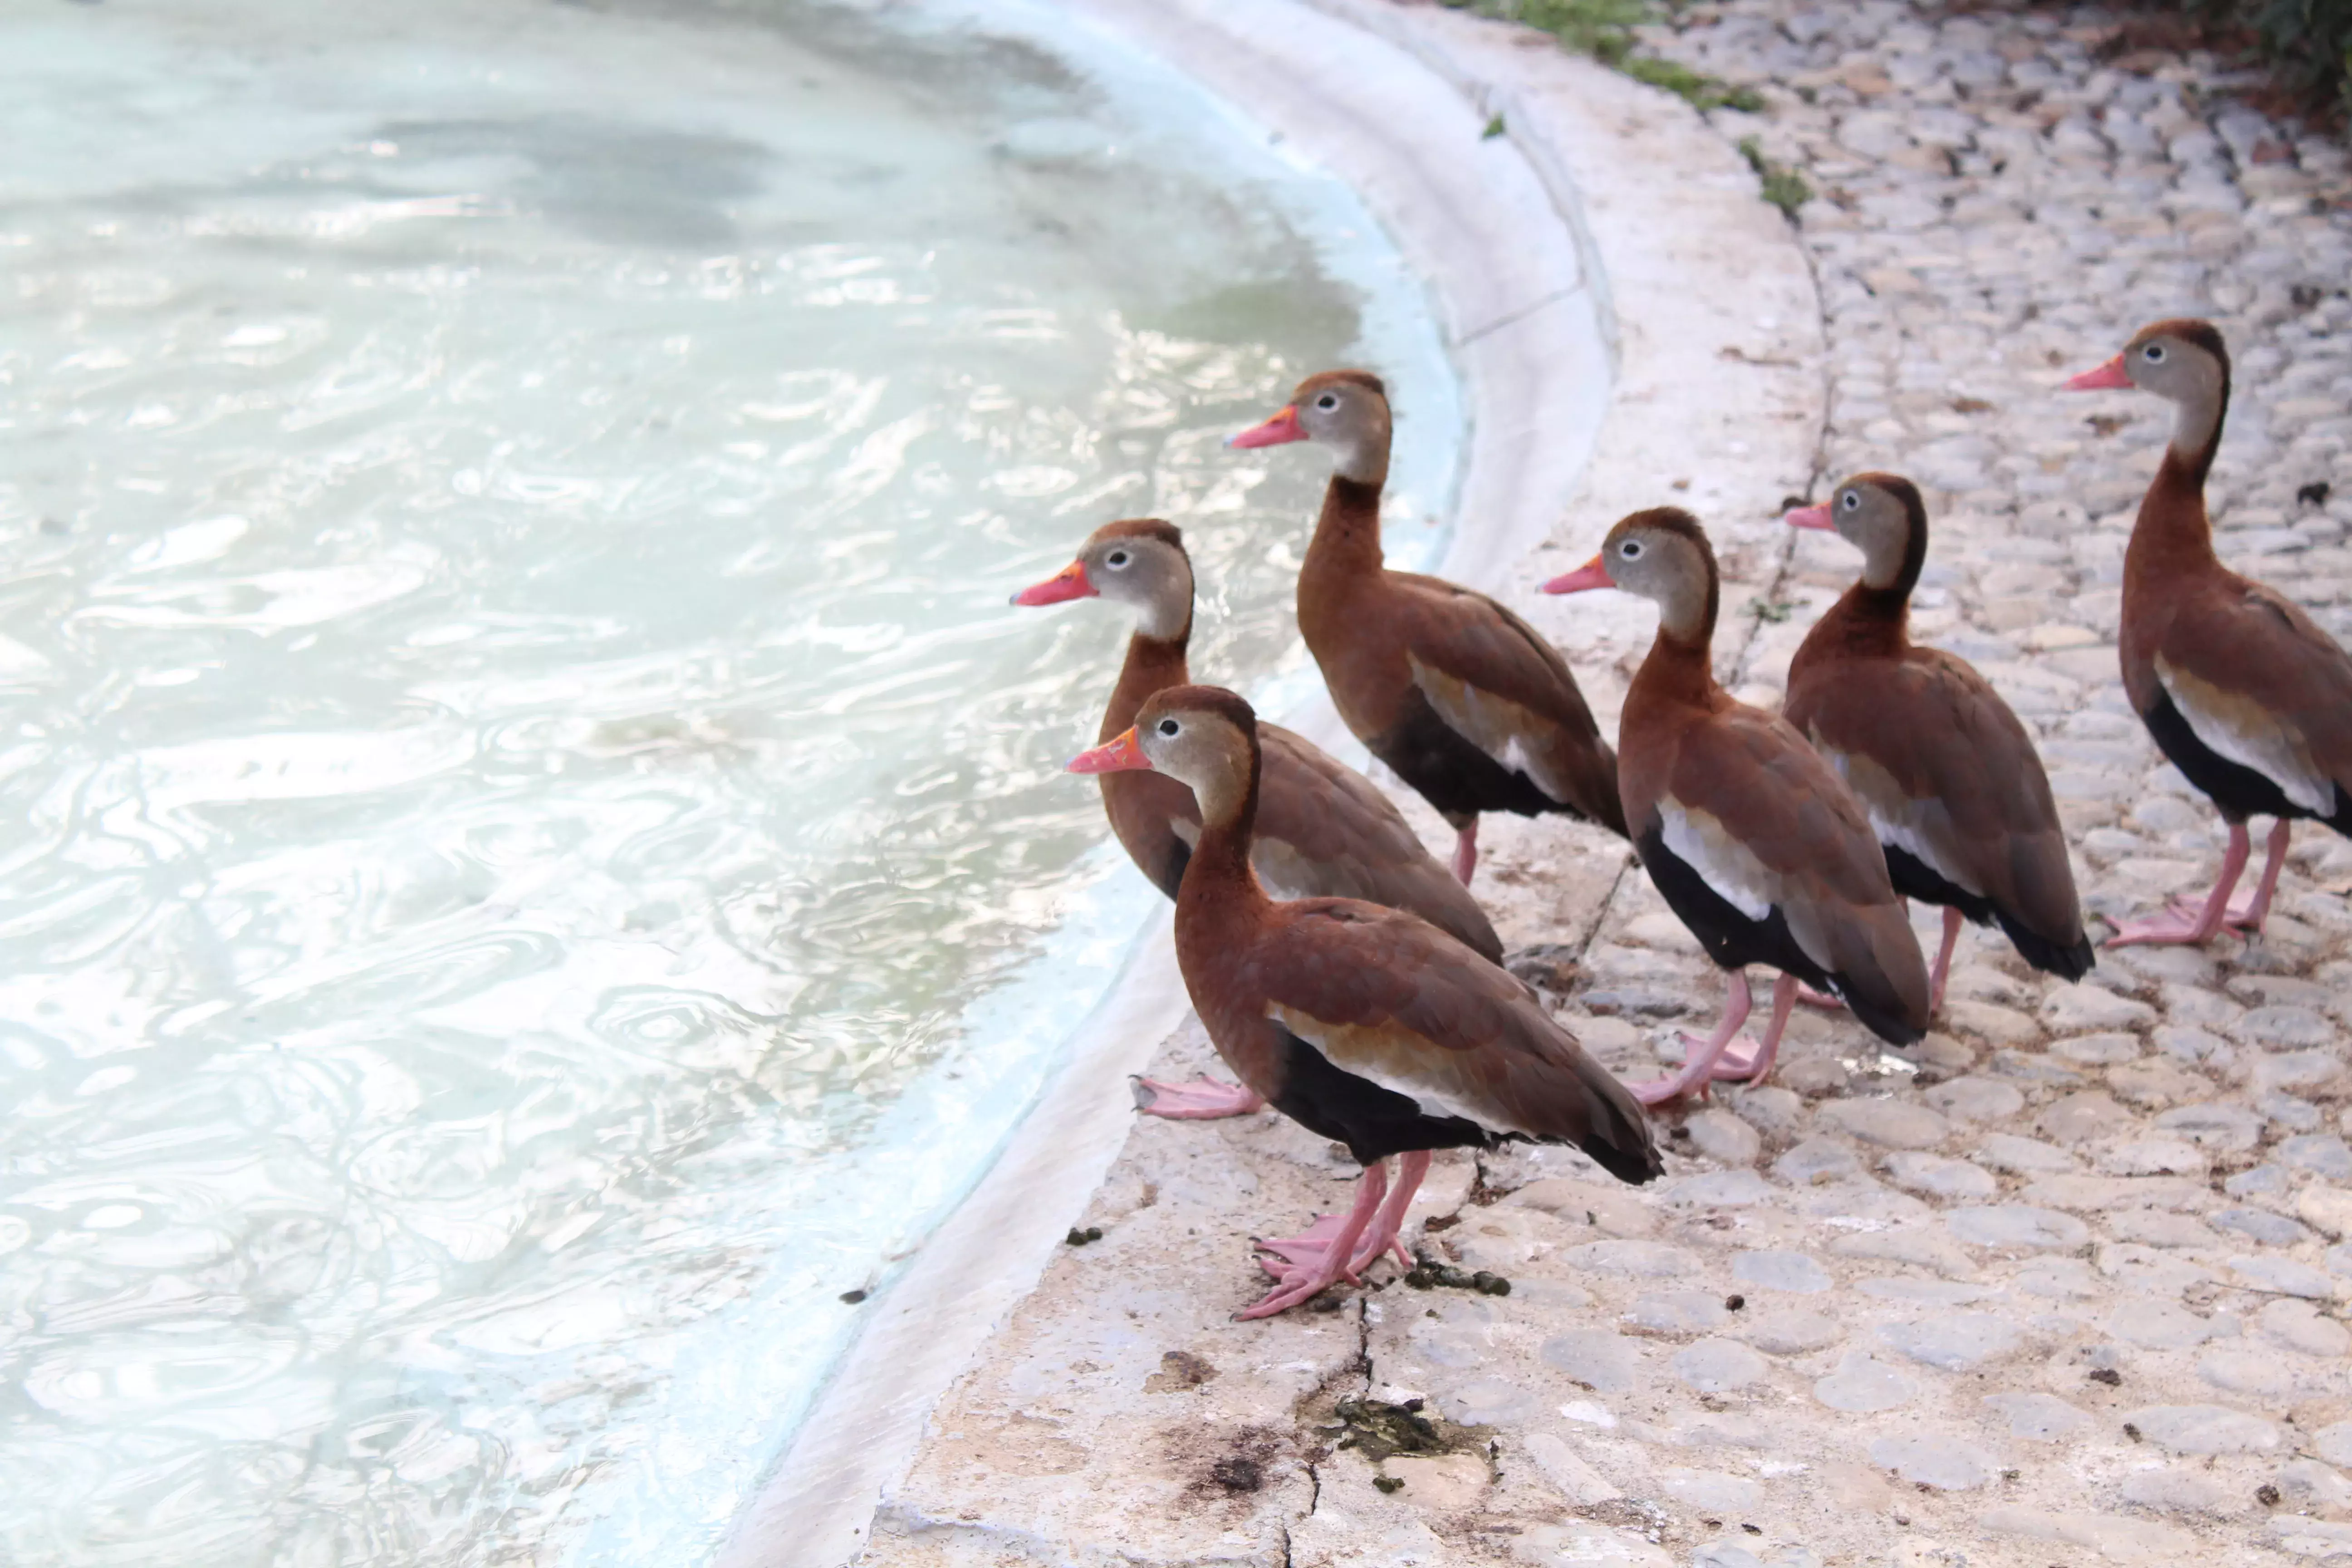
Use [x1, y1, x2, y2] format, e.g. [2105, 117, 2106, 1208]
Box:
[1156, 718, 1180, 737]
[1105, 550, 1130, 568]
[2143, 343, 2166, 363]
[1841, 491, 1860, 510]
[1619, 539, 1643, 560]
[1315, 393, 1339, 411]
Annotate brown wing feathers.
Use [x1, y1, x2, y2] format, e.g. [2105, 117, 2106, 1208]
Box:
[1251, 903, 1661, 1183]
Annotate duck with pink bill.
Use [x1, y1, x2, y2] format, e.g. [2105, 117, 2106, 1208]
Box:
[2063, 318, 2352, 946]
[1011, 519, 1502, 1120]
[1067, 684, 1657, 1318]
[1545, 509, 1929, 1103]
[1780, 474, 2092, 1013]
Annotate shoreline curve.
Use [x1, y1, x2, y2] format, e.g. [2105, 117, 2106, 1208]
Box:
[720, 3, 1824, 1564]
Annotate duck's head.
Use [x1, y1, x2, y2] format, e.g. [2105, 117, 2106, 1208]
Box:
[1543, 506, 1719, 643]
[2065, 318, 2230, 407]
[1067, 683, 1258, 821]
[1786, 472, 1927, 593]
[1229, 369, 1392, 485]
[1009, 518, 1192, 640]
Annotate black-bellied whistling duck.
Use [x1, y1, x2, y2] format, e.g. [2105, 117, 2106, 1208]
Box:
[1545, 509, 1930, 1103]
[1014, 519, 1504, 1118]
[1068, 685, 1658, 1318]
[2065, 319, 2352, 946]
[1229, 372, 1626, 882]
[1782, 474, 2094, 1008]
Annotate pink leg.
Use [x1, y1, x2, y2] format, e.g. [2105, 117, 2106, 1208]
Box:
[2107, 822, 2252, 947]
[1628, 971, 1751, 1105]
[2167, 817, 2293, 933]
[1713, 973, 1798, 1085]
[1928, 905, 1964, 1014]
[1241, 1161, 1388, 1320]
[1351, 1149, 1429, 1274]
[1132, 1076, 1265, 1119]
[1452, 820, 1479, 885]
[1793, 982, 1842, 1009]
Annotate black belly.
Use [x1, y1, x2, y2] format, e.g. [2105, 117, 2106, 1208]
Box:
[2141, 687, 2350, 833]
[1637, 824, 1833, 987]
[1883, 844, 2094, 982]
[1269, 1027, 1499, 1166]
[1367, 691, 1561, 827]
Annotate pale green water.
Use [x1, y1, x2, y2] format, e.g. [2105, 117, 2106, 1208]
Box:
[0, 0, 1462, 1561]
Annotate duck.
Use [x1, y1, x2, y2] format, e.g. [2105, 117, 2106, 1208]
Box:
[1545, 508, 1930, 1103]
[1067, 684, 1659, 1318]
[2065, 318, 2352, 946]
[1229, 372, 1626, 883]
[1014, 519, 1502, 1118]
[1782, 473, 2094, 1008]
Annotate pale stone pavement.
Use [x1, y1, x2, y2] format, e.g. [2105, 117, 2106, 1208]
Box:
[863, 4, 2352, 1565]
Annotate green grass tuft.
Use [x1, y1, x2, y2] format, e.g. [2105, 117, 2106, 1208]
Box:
[1738, 136, 1812, 220]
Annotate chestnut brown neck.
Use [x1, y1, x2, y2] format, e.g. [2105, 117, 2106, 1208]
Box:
[1301, 475, 1387, 590]
[1176, 742, 1268, 915]
[1103, 627, 1191, 744]
[2126, 444, 2224, 594]
[1628, 624, 1722, 717]
[1814, 581, 1911, 661]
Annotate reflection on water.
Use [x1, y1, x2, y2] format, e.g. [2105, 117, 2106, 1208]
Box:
[0, 0, 1459, 1561]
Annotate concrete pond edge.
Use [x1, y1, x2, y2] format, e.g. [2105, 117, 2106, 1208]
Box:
[716, 4, 1824, 1565]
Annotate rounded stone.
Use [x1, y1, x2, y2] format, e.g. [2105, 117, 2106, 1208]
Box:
[2237, 1004, 2337, 1049]
[2014, 1256, 2104, 1300]
[1661, 1468, 1764, 1513]
[1686, 1107, 1763, 1167]
[1740, 1308, 1842, 1355]
[1540, 1329, 1639, 1392]
[2259, 1298, 2352, 1357]
[2051, 1032, 2141, 1065]
[1876, 1313, 2024, 1371]
[1923, 1075, 2024, 1124]
[1883, 1152, 1999, 1200]
[1440, 1377, 1539, 1426]
[1983, 1391, 2092, 1441]
[2124, 1404, 2282, 1455]
[2107, 1209, 2220, 1249]
[2154, 1102, 2263, 1154]
[2316, 1421, 2352, 1469]
[1975, 1133, 2078, 1174]
[1672, 1338, 1770, 1394]
[2120, 1466, 2236, 1514]
[1814, 1352, 1918, 1413]
[2230, 1254, 2337, 1298]
[1854, 1277, 2000, 1305]
[1818, 1098, 1952, 1150]
[2198, 1347, 2298, 1398]
[1774, 1137, 1863, 1185]
[1867, 1432, 1993, 1490]
[2278, 1135, 2352, 1179]
[2097, 1137, 2209, 1176]
[1733, 1249, 1833, 1294]
[1558, 1240, 1698, 1277]
[2108, 1299, 2225, 1350]
[1946, 1204, 2092, 1251]
[1631, 1290, 1733, 1334]
[1661, 1170, 1777, 1208]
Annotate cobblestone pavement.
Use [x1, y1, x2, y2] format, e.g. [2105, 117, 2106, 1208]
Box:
[867, 6, 2352, 1566]
[1503, 3, 2352, 1563]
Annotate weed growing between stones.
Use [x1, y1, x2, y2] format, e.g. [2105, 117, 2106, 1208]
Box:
[1738, 135, 1812, 219]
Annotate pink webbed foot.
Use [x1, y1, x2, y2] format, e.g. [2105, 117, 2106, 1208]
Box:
[2164, 888, 2262, 933]
[1238, 1165, 1392, 1320]
[2104, 906, 2224, 948]
[1132, 1076, 1266, 1119]
[1255, 1215, 1409, 1279]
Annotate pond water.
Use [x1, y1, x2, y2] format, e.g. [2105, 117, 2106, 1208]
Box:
[0, 0, 1461, 1561]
